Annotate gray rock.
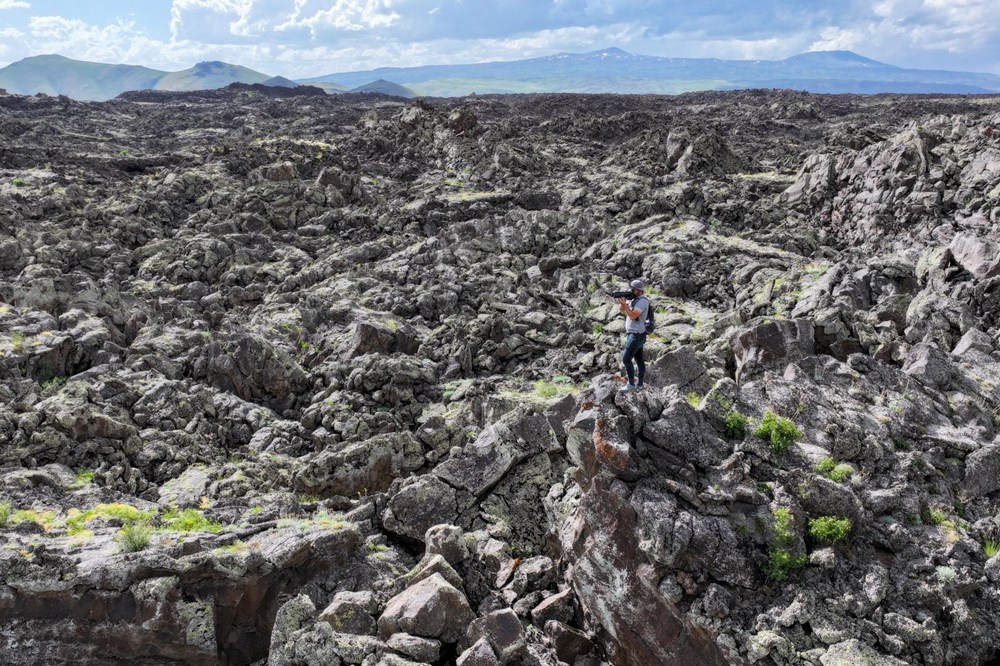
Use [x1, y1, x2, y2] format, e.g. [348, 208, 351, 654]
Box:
[406, 553, 465, 591]
[949, 233, 1000, 279]
[731, 318, 816, 382]
[457, 639, 499, 666]
[530, 589, 574, 627]
[642, 398, 730, 469]
[424, 524, 468, 565]
[319, 592, 378, 636]
[819, 639, 908, 665]
[385, 633, 441, 662]
[383, 476, 458, 541]
[964, 439, 1000, 498]
[464, 608, 526, 665]
[377, 573, 475, 643]
[544, 620, 594, 664]
[294, 431, 425, 497]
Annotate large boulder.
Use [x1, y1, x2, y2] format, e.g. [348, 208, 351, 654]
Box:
[377, 573, 475, 643]
[293, 432, 424, 497]
[949, 233, 1000, 280]
[731, 318, 815, 382]
[964, 439, 1000, 498]
[559, 476, 732, 665]
[433, 412, 557, 498]
[383, 476, 458, 541]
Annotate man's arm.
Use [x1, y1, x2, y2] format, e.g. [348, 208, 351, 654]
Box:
[617, 298, 642, 320]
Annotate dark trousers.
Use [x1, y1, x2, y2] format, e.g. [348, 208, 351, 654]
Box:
[622, 333, 646, 386]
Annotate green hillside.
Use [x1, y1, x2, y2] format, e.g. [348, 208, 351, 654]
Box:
[154, 61, 272, 92]
[0, 54, 163, 101]
[0, 55, 276, 101]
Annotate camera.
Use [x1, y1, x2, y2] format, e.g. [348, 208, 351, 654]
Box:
[609, 290, 634, 299]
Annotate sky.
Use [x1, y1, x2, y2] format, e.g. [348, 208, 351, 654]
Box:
[0, 0, 998, 78]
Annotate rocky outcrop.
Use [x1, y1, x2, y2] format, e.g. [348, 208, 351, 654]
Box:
[3, 88, 1000, 665]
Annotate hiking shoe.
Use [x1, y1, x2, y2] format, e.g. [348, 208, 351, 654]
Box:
[619, 383, 637, 392]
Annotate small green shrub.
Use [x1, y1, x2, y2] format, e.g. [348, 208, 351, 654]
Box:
[12, 179, 25, 187]
[754, 410, 801, 454]
[71, 470, 94, 489]
[686, 392, 702, 408]
[808, 516, 852, 545]
[41, 376, 64, 390]
[115, 522, 152, 552]
[724, 410, 748, 439]
[0, 501, 11, 528]
[935, 565, 957, 584]
[815, 457, 836, 476]
[829, 464, 853, 483]
[10, 331, 25, 353]
[766, 507, 805, 582]
[984, 540, 999, 558]
[767, 548, 807, 582]
[773, 507, 795, 543]
[925, 507, 948, 525]
[534, 380, 558, 398]
[815, 457, 853, 483]
[592, 322, 604, 335]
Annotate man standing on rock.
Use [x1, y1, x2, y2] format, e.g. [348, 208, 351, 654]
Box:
[618, 279, 649, 391]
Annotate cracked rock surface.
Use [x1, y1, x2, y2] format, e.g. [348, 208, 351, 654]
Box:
[2, 85, 1000, 665]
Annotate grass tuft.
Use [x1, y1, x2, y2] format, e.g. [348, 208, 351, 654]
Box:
[115, 522, 152, 552]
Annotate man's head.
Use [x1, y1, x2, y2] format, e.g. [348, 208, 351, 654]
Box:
[630, 279, 645, 296]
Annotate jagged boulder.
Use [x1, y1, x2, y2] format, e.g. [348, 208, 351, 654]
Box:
[377, 573, 475, 643]
[731, 318, 815, 382]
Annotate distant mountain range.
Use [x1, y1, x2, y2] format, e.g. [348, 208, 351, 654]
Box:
[0, 48, 998, 101]
[303, 47, 1000, 96]
[0, 54, 417, 101]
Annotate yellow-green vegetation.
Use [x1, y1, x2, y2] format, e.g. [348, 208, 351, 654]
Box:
[535, 380, 558, 398]
[71, 470, 94, 489]
[984, 540, 999, 558]
[924, 507, 948, 525]
[41, 376, 64, 390]
[724, 410, 748, 439]
[160, 508, 222, 533]
[366, 542, 388, 553]
[11, 509, 58, 531]
[754, 410, 802, 454]
[815, 457, 854, 483]
[10, 331, 25, 353]
[115, 522, 152, 553]
[808, 516, 852, 545]
[533, 377, 579, 399]
[686, 391, 702, 408]
[0, 501, 10, 527]
[276, 511, 345, 532]
[12, 179, 26, 187]
[213, 540, 248, 555]
[767, 507, 806, 582]
[66, 503, 156, 531]
[939, 519, 962, 544]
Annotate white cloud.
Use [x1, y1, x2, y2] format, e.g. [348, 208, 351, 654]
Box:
[0, 0, 30, 9]
[275, 0, 401, 35]
[1, 1, 997, 81]
[808, 0, 1000, 68]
